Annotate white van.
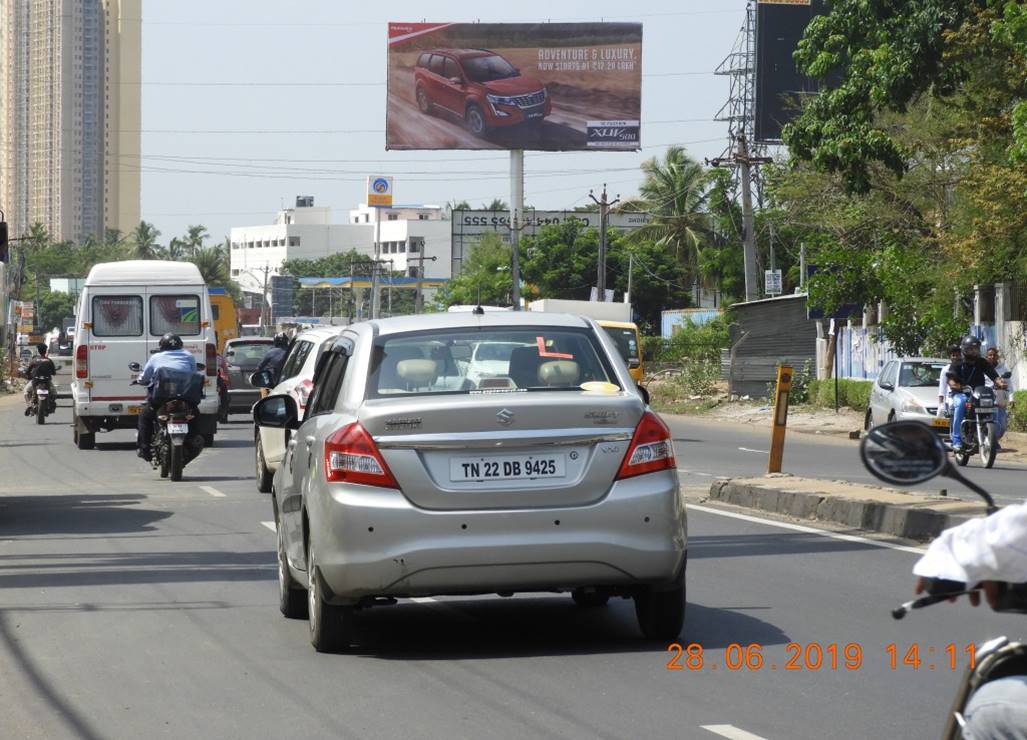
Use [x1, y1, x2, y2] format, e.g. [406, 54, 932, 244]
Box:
[71, 261, 219, 450]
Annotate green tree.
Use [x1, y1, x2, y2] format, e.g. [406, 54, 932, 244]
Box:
[37, 290, 78, 333]
[436, 233, 512, 307]
[189, 244, 229, 285]
[632, 146, 710, 281]
[482, 198, 508, 211]
[130, 221, 163, 260]
[185, 224, 209, 255]
[166, 237, 186, 260]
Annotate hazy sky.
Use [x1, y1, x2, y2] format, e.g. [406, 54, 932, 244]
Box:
[140, 1, 745, 244]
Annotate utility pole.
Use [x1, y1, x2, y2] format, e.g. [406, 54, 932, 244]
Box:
[589, 184, 620, 302]
[372, 208, 382, 319]
[708, 134, 771, 302]
[626, 252, 633, 305]
[510, 150, 524, 310]
[414, 250, 438, 314]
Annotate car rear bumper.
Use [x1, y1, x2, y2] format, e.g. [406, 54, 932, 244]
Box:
[896, 410, 950, 433]
[305, 470, 685, 603]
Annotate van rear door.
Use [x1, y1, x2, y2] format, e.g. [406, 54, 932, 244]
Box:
[146, 287, 207, 368]
[86, 289, 150, 411]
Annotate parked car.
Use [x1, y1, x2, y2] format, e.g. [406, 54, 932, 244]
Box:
[222, 337, 274, 416]
[413, 48, 551, 137]
[252, 326, 345, 493]
[253, 312, 685, 652]
[865, 357, 950, 433]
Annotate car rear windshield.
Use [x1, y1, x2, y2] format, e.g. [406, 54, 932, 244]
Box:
[227, 341, 273, 369]
[603, 327, 639, 362]
[150, 295, 201, 336]
[91, 295, 143, 336]
[462, 55, 518, 83]
[368, 327, 618, 397]
[899, 362, 947, 388]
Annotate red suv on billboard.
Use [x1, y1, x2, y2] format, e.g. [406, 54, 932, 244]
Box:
[413, 49, 551, 137]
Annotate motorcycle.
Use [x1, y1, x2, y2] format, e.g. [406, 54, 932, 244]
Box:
[28, 375, 56, 425]
[129, 361, 206, 481]
[948, 371, 1011, 469]
[861, 421, 1027, 738]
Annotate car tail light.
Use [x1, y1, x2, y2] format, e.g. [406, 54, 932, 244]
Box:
[297, 379, 313, 410]
[205, 343, 217, 376]
[75, 344, 88, 379]
[617, 411, 676, 480]
[324, 423, 397, 488]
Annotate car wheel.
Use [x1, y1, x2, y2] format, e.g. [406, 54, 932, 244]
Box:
[77, 429, 95, 450]
[307, 548, 353, 653]
[572, 589, 610, 608]
[634, 576, 685, 641]
[255, 433, 274, 493]
[416, 85, 433, 114]
[466, 104, 487, 137]
[278, 522, 307, 619]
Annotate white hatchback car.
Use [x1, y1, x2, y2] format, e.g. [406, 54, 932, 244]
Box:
[253, 326, 344, 492]
[865, 357, 951, 434]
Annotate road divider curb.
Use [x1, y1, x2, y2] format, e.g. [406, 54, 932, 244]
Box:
[707, 474, 988, 541]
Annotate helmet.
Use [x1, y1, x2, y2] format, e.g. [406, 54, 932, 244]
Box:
[159, 333, 184, 351]
[273, 332, 290, 349]
[960, 335, 982, 359]
[36, 342, 48, 355]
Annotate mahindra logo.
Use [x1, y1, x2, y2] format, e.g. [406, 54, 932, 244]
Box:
[496, 408, 514, 426]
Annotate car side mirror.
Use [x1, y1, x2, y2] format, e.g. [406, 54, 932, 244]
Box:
[128, 362, 142, 372]
[637, 384, 650, 406]
[253, 394, 300, 430]
[879, 382, 894, 391]
[249, 369, 275, 389]
[628, 358, 640, 369]
[196, 362, 206, 371]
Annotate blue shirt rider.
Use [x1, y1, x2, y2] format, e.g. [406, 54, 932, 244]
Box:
[946, 335, 1006, 452]
[137, 332, 197, 460]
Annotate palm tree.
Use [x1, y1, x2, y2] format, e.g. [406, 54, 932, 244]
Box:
[632, 146, 710, 281]
[189, 244, 229, 285]
[185, 224, 209, 256]
[483, 198, 508, 211]
[130, 221, 163, 260]
[26, 222, 50, 248]
[166, 237, 186, 260]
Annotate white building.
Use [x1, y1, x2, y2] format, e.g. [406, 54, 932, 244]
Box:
[229, 197, 451, 296]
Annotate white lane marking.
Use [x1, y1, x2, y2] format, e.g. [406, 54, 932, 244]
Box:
[199, 485, 226, 498]
[261, 521, 276, 532]
[701, 725, 769, 740]
[738, 447, 769, 454]
[687, 504, 926, 555]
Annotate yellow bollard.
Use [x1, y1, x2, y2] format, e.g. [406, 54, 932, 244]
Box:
[768, 364, 793, 474]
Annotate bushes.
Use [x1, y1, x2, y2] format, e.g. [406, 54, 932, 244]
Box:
[1010, 390, 1027, 433]
[807, 378, 873, 413]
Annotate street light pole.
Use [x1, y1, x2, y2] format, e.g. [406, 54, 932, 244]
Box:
[414, 251, 438, 314]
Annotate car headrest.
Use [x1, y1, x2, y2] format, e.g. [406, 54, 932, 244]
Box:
[538, 360, 579, 386]
[396, 359, 437, 388]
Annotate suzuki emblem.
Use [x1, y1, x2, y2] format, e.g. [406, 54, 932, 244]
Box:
[496, 408, 514, 426]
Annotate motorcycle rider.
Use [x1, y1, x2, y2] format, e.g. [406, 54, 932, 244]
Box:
[985, 347, 1014, 448]
[913, 500, 1027, 738]
[23, 342, 57, 415]
[135, 333, 197, 461]
[936, 344, 963, 418]
[946, 336, 1007, 453]
[255, 332, 290, 386]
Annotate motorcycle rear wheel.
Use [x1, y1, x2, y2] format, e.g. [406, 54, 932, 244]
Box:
[169, 443, 184, 481]
[35, 402, 45, 425]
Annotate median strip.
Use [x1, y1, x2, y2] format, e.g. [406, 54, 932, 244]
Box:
[707, 474, 986, 541]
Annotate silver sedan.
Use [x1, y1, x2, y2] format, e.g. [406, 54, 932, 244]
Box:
[255, 311, 686, 652]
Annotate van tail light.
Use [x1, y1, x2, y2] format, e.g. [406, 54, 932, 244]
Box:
[324, 423, 398, 488]
[205, 343, 216, 376]
[297, 379, 314, 410]
[617, 411, 676, 480]
[76, 344, 88, 379]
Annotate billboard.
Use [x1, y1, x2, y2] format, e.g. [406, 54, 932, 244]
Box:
[367, 176, 394, 207]
[451, 209, 651, 275]
[387, 22, 642, 151]
[755, 0, 829, 142]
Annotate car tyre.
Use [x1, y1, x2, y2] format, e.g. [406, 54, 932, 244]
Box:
[307, 548, 352, 653]
[466, 104, 487, 137]
[416, 85, 434, 114]
[76, 426, 95, 450]
[256, 433, 274, 493]
[634, 576, 685, 642]
[278, 522, 307, 619]
[572, 588, 610, 607]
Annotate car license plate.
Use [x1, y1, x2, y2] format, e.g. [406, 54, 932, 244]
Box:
[127, 405, 143, 415]
[450, 454, 566, 482]
[168, 423, 189, 435]
[931, 418, 950, 428]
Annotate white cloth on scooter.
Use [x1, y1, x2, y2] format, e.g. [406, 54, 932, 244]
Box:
[913, 501, 1027, 584]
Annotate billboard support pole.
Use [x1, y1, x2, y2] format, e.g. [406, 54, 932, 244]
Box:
[510, 150, 523, 311]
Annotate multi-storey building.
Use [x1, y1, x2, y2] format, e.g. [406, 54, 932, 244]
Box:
[0, 0, 140, 243]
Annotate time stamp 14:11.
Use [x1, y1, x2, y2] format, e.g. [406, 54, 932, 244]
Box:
[665, 643, 977, 672]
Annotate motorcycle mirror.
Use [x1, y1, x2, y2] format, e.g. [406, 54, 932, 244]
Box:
[196, 362, 206, 371]
[1002, 371, 1012, 379]
[860, 421, 949, 485]
[128, 362, 142, 372]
